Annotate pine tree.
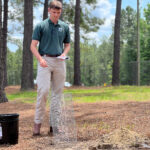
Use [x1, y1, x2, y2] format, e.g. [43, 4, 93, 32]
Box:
[112, 0, 122, 85]
[0, 0, 8, 103]
[21, 0, 34, 90]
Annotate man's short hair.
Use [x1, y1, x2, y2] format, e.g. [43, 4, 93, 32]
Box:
[49, 0, 62, 9]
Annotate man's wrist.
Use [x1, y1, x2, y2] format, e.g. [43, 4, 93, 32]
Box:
[38, 56, 43, 62]
[63, 51, 67, 56]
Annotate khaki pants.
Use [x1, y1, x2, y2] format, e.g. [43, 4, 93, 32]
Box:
[34, 56, 66, 125]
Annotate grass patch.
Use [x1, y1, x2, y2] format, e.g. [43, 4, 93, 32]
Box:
[7, 90, 37, 103]
[6, 85, 150, 103]
[65, 86, 150, 102]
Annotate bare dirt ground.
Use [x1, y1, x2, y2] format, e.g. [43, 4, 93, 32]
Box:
[1, 86, 150, 149]
[5, 86, 21, 94]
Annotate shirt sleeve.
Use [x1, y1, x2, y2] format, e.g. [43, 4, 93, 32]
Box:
[63, 25, 70, 43]
[32, 23, 42, 41]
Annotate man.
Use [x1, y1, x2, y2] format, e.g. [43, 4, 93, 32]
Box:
[30, 0, 70, 136]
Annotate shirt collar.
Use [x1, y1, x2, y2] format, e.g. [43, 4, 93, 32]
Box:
[48, 18, 61, 26]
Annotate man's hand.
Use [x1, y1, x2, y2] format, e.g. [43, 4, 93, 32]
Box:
[60, 53, 66, 58]
[58, 53, 66, 60]
[57, 43, 70, 60]
[30, 40, 48, 67]
[60, 53, 66, 57]
[39, 58, 48, 67]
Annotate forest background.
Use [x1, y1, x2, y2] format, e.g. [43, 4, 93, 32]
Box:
[3, 0, 150, 87]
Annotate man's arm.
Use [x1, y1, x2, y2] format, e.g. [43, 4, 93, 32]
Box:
[30, 40, 48, 67]
[61, 43, 70, 57]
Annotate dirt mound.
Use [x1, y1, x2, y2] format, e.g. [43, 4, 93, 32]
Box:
[103, 128, 145, 146]
[89, 128, 149, 149]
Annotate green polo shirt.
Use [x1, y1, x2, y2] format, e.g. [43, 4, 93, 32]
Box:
[32, 18, 70, 55]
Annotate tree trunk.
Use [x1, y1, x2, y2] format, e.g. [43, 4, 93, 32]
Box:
[21, 0, 34, 90]
[74, 0, 81, 86]
[137, 0, 140, 85]
[0, 0, 1, 60]
[0, 0, 8, 103]
[112, 0, 122, 86]
[43, 0, 48, 20]
[3, 0, 9, 87]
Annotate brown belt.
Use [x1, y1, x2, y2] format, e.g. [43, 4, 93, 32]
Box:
[41, 54, 60, 57]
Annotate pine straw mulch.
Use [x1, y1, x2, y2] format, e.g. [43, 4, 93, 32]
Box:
[1, 86, 150, 149]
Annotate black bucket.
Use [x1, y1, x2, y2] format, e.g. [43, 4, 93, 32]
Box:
[0, 113, 19, 145]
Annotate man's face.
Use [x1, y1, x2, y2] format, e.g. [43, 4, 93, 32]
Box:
[48, 8, 62, 22]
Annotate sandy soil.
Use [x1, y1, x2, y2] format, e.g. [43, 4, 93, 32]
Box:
[5, 86, 21, 94]
[0, 86, 150, 149]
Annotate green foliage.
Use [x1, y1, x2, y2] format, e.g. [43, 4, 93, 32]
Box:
[120, 6, 137, 61]
[63, 0, 104, 35]
[80, 38, 113, 86]
[141, 4, 150, 60]
[8, 0, 43, 35]
[139, 4, 150, 85]
[7, 42, 22, 85]
[80, 8, 104, 33]
[120, 4, 150, 85]
[86, 0, 97, 4]
[7, 37, 38, 85]
[9, 0, 24, 33]
[65, 37, 113, 86]
[144, 3, 150, 25]
[120, 6, 137, 85]
[63, 2, 75, 24]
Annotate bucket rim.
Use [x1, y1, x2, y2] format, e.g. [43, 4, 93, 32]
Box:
[0, 113, 19, 119]
[0, 113, 19, 116]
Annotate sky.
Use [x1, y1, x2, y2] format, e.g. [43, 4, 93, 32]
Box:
[7, 0, 149, 52]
